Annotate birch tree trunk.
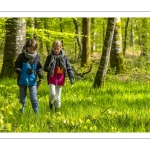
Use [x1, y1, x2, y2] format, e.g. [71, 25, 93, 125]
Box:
[110, 17, 126, 74]
[93, 18, 116, 88]
[0, 18, 26, 78]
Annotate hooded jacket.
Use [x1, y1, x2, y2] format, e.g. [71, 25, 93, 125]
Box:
[44, 50, 74, 86]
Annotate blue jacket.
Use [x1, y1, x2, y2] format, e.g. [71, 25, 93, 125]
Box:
[14, 52, 43, 86]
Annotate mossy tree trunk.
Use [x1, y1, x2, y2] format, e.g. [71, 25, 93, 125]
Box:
[110, 17, 126, 74]
[0, 18, 26, 78]
[140, 18, 148, 58]
[103, 19, 106, 45]
[93, 18, 116, 88]
[81, 18, 91, 67]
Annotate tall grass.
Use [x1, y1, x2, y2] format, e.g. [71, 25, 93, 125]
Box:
[1, 74, 150, 132]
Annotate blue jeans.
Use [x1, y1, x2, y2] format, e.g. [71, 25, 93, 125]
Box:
[19, 85, 38, 111]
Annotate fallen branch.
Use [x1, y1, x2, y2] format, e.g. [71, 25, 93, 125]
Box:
[72, 65, 92, 78]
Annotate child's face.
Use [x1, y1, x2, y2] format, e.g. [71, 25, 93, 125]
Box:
[27, 47, 36, 54]
[53, 46, 61, 55]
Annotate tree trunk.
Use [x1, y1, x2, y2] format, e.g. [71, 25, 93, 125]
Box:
[91, 18, 96, 55]
[103, 19, 106, 45]
[81, 18, 91, 67]
[60, 18, 64, 47]
[130, 18, 135, 54]
[110, 17, 126, 74]
[123, 18, 129, 56]
[93, 18, 116, 88]
[0, 18, 26, 78]
[73, 18, 82, 60]
[34, 18, 38, 40]
[135, 19, 142, 49]
[140, 18, 148, 58]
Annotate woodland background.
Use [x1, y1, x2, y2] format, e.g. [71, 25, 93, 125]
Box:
[0, 17, 149, 85]
[1, 18, 150, 132]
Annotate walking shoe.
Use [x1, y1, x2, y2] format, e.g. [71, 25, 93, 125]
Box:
[33, 108, 39, 114]
[19, 107, 25, 114]
[49, 102, 53, 110]
[55, 107, 60, 112]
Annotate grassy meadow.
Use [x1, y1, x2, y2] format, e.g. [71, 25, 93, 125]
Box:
[1, 69, 150, 132]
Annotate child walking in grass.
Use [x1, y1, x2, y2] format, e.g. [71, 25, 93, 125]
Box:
[14, 39, 43, 114]
[44, 40, 74, 112]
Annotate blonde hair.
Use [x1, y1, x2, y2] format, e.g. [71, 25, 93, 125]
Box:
[52, 40, 62, 49]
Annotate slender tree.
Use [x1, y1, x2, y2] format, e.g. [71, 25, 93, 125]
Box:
[33, 18, 38, 40]
[135, 19, 142, 48]
[0, 18, 26, 78]
[130, 18, 135, 54]
[91, 18, 96, 55]
[123, 18, 129, 56]
[60, 18, 64, 47]
[93, 18, 116, 88]
[140, 18, 148, 58]
[73, 18, 82, 60]
[81, 18, 91, 67]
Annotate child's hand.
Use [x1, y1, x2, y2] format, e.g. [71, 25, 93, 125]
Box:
[15, 68, 22, 74]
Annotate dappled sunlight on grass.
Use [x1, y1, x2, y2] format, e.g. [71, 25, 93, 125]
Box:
[0, 77, 150, 132]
